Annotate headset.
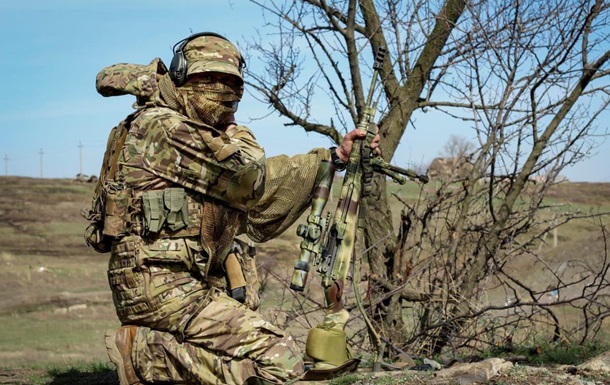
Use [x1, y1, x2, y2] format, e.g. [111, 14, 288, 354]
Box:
[169, 32, 246, 87]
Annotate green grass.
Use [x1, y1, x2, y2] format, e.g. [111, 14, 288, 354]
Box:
[484, 338, 610, 367]
[0, 307, 118, 356]
[328, 371, 436, 385]
[0, 311, 118, 366]
[328, 373, 362, 385]
[15, 362, 117, 385]
[533, 340, 610, 366]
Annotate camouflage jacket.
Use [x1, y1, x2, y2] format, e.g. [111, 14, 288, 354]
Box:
[96, 58, 330, 264]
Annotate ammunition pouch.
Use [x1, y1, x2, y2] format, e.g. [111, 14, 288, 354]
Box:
[142, 188, 189, 233]
[103, 184, 133, 237]
[140, 188, 202, 238]
[82, 182, 136, 252]
[83, 185, 204, 253]
[82, 183, 127, 253]
[141, 190, 166, 233]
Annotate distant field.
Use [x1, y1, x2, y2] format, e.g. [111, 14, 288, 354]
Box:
[0, 176, 609, 371]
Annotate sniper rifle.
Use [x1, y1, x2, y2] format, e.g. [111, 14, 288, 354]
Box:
[289, 46, 428, 370]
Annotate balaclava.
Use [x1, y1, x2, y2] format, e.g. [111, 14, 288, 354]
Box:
[160, 35, 244, 128]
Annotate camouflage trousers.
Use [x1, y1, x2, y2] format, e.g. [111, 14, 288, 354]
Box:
[130, 292, 304, 385]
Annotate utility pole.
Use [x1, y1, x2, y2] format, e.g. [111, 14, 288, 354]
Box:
[78, 141, 83, 176]
[3, 154, 8, 176]
[39, 148, 44, 178]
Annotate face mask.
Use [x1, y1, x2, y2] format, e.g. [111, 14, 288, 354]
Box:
[159, 73, 244, 128]
[179, 78, 243, 127]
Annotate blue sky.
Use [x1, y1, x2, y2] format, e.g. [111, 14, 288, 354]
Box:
[0, 0, 608, 182]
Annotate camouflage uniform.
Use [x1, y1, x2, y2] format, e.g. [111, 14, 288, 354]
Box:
[92, 36, 330, 385]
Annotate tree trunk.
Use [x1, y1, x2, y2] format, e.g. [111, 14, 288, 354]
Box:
[361, 173, 405, 353]
[360, 0, 468, 354]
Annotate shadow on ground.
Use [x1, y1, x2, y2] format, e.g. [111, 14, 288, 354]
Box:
[47, 368, 116, 385]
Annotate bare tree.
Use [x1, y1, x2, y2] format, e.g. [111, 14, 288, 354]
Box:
[244, 0, 610, 359]
[440, 135, 474, 159]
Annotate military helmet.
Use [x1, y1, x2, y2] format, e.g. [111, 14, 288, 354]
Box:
[169, 32, 245, 86]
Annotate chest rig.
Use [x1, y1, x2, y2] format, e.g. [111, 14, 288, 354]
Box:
[82, 109, 204, 253]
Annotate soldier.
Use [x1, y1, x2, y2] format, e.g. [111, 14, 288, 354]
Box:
[85, 32, 378, 385]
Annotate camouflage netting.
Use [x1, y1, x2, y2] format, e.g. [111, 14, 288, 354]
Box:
[247, 148, 330, 243]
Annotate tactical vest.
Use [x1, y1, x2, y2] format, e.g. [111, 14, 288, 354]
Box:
[82, 109, 204, 253]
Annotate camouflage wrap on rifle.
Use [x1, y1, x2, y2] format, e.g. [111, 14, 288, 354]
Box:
[290, 160, 336, 291]
[96, 58, 167, 104]
[292, 47, 428, 302]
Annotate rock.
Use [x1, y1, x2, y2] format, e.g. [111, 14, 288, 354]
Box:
[433, 358, 513, 384]
[393, 353, 416, 369]
[578, 350, 610, 372]
[424, 358, 443, 370]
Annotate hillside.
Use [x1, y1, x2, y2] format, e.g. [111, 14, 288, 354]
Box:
[0, 176, 609, 385]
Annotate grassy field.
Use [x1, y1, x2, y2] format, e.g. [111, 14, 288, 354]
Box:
[0, 178, 117, 370]
[0, 176, 609, 384]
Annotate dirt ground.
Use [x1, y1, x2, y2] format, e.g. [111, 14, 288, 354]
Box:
[1, 364, 609, 385]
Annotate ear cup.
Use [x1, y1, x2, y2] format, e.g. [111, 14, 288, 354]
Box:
[169, 48, 188, 86]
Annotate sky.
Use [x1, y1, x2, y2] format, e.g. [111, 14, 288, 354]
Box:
[0, 0, 608, 182]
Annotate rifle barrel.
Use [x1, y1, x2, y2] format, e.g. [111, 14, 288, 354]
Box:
[370, 157, 429, 184]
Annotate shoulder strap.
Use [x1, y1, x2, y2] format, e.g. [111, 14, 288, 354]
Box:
[93, 110, 143, 196]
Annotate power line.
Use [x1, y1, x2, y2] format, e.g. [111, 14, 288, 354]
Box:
[3, 154, 8, 176]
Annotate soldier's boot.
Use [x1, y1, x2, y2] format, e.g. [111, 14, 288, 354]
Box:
[105, 326, 143, 385]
